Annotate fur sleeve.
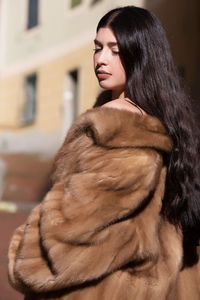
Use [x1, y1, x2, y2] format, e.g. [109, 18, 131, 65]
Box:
[8, 149, 166, 294]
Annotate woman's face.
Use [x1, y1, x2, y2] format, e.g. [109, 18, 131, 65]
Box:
[93, 27, 126, 97]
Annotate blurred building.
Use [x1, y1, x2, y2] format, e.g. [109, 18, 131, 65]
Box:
[0, 0, 142, 156]
[0, 0, 199, 157]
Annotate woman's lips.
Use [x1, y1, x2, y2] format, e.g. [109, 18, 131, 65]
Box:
[96, 72, 111, 80]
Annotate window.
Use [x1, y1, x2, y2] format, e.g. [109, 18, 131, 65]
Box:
[62, 70, 79, 137]
[27, 0, 39, 29]
[71, 0, 82, 9]
[91, 0, 102, 5]
[23, 74, 37, 125]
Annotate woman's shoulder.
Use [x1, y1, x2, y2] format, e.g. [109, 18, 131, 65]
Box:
[93, 92, 146, 116]
[102, 98, 146, 116]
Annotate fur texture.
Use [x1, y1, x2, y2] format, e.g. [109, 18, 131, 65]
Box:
[8, 108, 200, 299]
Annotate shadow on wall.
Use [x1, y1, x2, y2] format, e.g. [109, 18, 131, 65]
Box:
[145, 0, 200, 121]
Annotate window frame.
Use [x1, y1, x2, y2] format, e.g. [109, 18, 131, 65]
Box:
[22, 73, 37, 126]
[61, 68, 79, 138]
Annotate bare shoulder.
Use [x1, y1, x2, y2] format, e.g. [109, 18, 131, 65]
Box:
[102, 98, 146, 115]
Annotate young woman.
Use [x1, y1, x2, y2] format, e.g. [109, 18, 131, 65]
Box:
[94, 6, 200, 243]
[8, 6, 200, 300]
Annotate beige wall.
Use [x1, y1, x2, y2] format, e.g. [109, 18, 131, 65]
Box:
[0, 42, 98, 131]
[0, 75, 24, 128]
[0, 41, 99, 155]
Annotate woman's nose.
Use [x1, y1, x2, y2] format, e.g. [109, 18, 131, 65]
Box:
[95, 50, 108, 66]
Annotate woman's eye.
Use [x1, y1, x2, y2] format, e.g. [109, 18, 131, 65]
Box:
[93, 48, 101, 53]
[112, 50, 120, 55]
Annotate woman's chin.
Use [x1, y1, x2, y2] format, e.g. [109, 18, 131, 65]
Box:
[98, 81, 109, 89]
[98, 81, 115, 91]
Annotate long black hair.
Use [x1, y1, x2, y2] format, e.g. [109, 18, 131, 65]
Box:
[97, 6, 200, 244]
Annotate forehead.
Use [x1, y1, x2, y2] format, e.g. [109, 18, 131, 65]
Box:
[95, 27, 117, 43]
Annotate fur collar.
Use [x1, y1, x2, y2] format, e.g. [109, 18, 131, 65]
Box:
[65, 107, 172, 152]
[52, 107, 172, 184]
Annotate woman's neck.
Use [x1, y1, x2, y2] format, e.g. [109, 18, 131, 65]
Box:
[111, 90, 126, 100]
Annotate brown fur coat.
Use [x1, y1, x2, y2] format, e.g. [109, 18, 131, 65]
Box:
[8, 107, 200, 299]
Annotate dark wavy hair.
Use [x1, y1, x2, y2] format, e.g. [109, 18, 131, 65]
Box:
[97, 6, 200, 244]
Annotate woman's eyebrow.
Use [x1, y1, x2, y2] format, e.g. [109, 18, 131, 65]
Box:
[108, 42, 118, 47]
[94, 39, 118, 47]
[94, 39, 102, 46]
